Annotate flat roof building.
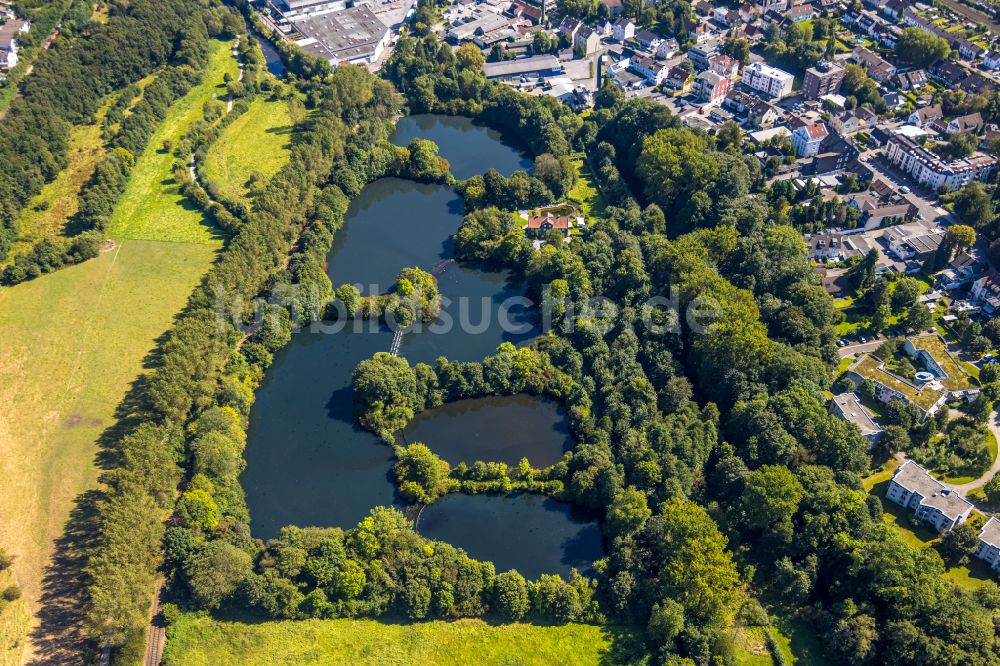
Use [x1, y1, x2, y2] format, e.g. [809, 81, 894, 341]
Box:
[829, 392, 882, 444]
[293, 6, 390, 65]
[803, 60, 844, 100]
[742, 62, 794, 98]
[482, 54, 562, 80]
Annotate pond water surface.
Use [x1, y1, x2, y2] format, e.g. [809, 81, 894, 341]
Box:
[391, 114, 532, 180]
[402, 395, 573, 468]
[418, 493, 603, 579]
[242, 115, 600, 576]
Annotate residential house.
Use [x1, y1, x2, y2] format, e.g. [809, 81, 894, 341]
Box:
[574, 26, 600, 55]
[756, 0, 789, 14]
[811, 134, 860, 174]
[788, 3, 815, 21]
[739, 3, 756, 22]
[846, 355, 948, 416]
[508, 1, 542, 24]
[694, 0, 714, 16]
[656, 37, 679, 59]
[846, 191, 912, 228]
[664, 64, 693, 93]
[829, 392, 883, 444]
[742, 61, 794, 97]
[599, 0, 624, 15]
[930, 59, 970, 88]
[0, 18, 27, 69]
[936, 251, 983, 290]
[688, 20, 713, 43]
[907, 104, 943, 127]
[852, 46, 895, 81]
[886, 460, 973, 532]
[976, 517, 1000, 572]
[524, 211, 576, 239]
[946, 112, 984, 135]
[630, 55, 669, 85]
[803, 60, 844, 100]
[894, 68, 926, 91]
[829, 109, 865, 134]
[883, 0, 906, 19]
[559, 17, 582, 40]
[985, 50, 1000, 71]
[806, 231, 873, 261]
[687, 42, 720, 71]
[633, 29, 662, 50]
[710, 54, 740, 79]
[725, 90, 783, 128]
[612, 17, 635, 42]
[694, 70, 730, 104]
[971, 271, 1000, 313]
[597, 19, 614, 37]
[792, 122, 829, 157]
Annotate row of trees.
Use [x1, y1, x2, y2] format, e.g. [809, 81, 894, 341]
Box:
[83, 55, 403, 661]
[172, 509, 601, 623]
[0, 0, 238, 263]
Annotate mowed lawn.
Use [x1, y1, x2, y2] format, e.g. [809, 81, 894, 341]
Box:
[203, 97, 294, 204]
[108, 39, 238, 244]
[163, 616, 612, 666]
[0, 239, 216, 662]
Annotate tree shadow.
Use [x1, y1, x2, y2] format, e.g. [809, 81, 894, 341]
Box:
[27, 490, 103, 665]
[598, 625, 648, 666]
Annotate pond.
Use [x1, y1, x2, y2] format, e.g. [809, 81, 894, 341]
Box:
[254, 32, 285, 77]
[243, 117, 539, 539]
[402, 395, 573, 468]
[391, 114, 532, 180]
[417, 494, 603, 579]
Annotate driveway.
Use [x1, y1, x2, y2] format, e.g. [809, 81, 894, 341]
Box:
[862, 154, 955, 225]
[838, 339, 883, 358]
[954, 409, 1000, 495]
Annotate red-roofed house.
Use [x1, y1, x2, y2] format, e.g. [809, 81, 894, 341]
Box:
[525, 212, 575, 239]
[792, 122, 829, 157]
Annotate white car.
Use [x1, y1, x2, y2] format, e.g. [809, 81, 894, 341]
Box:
[900, 186, 911, 194]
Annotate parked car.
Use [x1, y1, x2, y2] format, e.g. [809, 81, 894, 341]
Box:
[900, 186, 911, 194]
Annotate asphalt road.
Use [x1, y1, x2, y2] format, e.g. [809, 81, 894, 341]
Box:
[861, 152, 955, 226]
[838, 339, 884, 358]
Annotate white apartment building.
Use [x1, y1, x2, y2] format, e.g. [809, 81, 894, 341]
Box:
[885, 134, 997, 191]
[886, 460, 973, 532]
[742, 62, 794, 98]
[976, 517, 1000, 572]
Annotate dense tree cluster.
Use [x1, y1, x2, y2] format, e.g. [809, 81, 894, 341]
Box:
[0, 0, 239, 263]
[183, 509, 601, 623]
[895, 27, 952, 68]
[348, 268, 441, 330]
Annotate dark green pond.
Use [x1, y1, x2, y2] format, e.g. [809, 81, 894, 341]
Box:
[242, 115, 600, 577]
[391, 114, 532, 180]
[417, 494, 603, 579]
[402, 395, 573, 468]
